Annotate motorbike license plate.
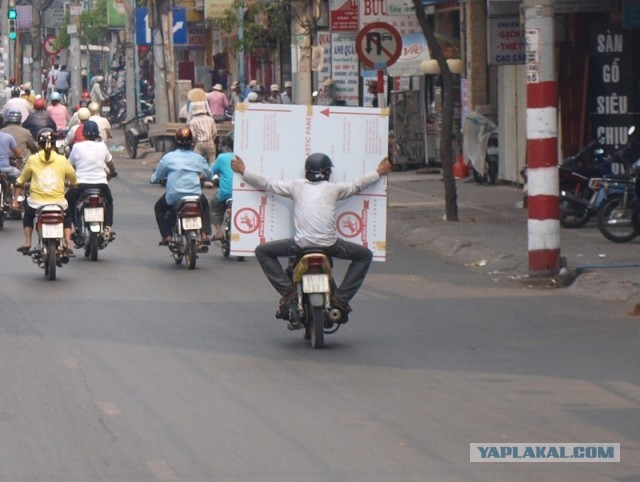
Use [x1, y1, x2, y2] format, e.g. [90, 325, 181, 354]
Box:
[84, 207, 104, 222]
[182, 217, 202, 230]
[42, 223, 64, 239]
[302, 274, 330, 293]
[102, 106, 110, 113]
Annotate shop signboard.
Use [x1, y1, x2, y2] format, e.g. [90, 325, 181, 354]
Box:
[589, 22, 640, 170]
[488, 17, 525, 65]
[331, 32, 359, 106]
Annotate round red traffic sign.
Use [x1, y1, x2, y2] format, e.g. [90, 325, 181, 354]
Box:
[43, 35, 62, 56]
[355, 22, 402, 69]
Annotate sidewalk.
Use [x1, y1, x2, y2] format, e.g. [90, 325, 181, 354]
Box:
[386, 169, 640, 304]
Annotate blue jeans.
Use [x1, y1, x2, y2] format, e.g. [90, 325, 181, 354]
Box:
[254, 238, 373, 303]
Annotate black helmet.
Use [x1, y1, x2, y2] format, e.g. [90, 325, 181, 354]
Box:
[11, 86, 20, 97]
[83, 120, 100, 140]
[175, 126, 193, 148]
[37, 128, 55, 149]
[304, 153, 333, 182]
[224, 130, 234, 150]
[5, 110, 22, 124]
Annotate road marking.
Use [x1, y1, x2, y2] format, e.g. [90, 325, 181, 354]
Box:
[63, 356, 80, 368]
[97, 401, 121, 416]
[147, 460, 178, 481]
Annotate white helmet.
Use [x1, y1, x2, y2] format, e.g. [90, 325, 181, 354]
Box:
[77, 107, 91, 121]
[88, 101, 101, 115]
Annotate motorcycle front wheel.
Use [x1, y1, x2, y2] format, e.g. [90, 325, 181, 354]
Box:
[597, 195, 639, 243]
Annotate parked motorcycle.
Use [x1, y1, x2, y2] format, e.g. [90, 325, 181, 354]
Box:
[164, 195, 209, 269]
[72, 188, 115, 261]
[559, 137, 609, 228]
[463, 111, 499, 185]
[105, 90, 126, 127]
[278, 249, 348, 349]
[596, 127, 640, 243]
[25, 204, 70, 280]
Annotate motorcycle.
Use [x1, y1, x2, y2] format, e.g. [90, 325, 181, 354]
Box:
[463, 111, 499, 185]
[72, 188, 115, 261]
[0, 171, 21, 227]
[220, 198, 245, 262]
[279, 249, 348, 349]
[164, 195, 209, 269]
[558, 137, 610, 228]
[596, 127, 640, 243]
[24, 203, 70, 280]
[105, 90, 126, 127]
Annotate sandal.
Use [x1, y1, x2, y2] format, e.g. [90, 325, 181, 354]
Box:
[16, 246, 31, 254]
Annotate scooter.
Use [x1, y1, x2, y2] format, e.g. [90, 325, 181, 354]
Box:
[73, 188, 115, 261]
[164, 195, 209, 269]
[25, 204, 70, 280]
[278, 249, 348, 349]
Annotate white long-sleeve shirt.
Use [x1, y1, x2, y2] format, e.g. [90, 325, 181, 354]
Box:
[242, 169, 380, 248]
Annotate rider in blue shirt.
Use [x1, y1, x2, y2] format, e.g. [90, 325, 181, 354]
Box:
[150, 127, 213, 245]
[210, 132, 235, 240]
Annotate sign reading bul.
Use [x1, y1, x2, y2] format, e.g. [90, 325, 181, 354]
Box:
[136, 8, 187, 46]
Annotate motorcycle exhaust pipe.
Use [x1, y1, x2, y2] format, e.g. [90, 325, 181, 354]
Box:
[560, 191, 590, 205]
[328, 308, 343, 322]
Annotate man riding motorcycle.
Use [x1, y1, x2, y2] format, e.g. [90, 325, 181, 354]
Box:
[231, 152, 392, 320]
[14, 129, 77, 255]
[150, 127, 213, 245]
[66, 120, 117, 242]
[1, 110, 38, 159]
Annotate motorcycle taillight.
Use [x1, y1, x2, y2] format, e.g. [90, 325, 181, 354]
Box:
[307, 256, 325, 272]
[40, 212, 64, 224]
[85, 195, 101, 207]
[178, 203, 201, 217]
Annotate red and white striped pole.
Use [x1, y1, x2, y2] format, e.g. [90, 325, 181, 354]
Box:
[525, 0, 560, 276]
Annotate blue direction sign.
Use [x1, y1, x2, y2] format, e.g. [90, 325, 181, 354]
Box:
[172, 8, 187, 45]
[135, 7, 187, 46]
[135, 8, 151, 46]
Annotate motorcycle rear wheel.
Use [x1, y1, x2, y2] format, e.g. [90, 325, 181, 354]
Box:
[46, 239, 57, 281]
[185, 237, 197, 269]
[559, 197, 592, 228]
[309, 306, 325, 349]
[86, 232, 99, 261]
[597, 196, 639, 243]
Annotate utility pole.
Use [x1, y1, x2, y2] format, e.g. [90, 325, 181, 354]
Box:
[30, 7, 42, 96]
[69, 0, 81, 106]
[152, 0, 169, 125]
[525, 0, 559, 276]
[291, 0, 312, 105]
[124, 0, 136, 121]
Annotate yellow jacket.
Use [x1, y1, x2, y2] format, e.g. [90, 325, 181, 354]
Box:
[17, 150, 77, 208]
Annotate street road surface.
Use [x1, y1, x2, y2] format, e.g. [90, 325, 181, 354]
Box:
[0, 150, 638, 481]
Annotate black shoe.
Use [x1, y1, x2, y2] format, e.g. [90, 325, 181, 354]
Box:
[287, 320, 302, 330]
[330, 296, 352, 313]
[16, 245, 31, 254]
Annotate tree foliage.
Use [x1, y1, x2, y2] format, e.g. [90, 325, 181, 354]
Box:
[54, 0, 109, 50]
[217, 0, 291, 61]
